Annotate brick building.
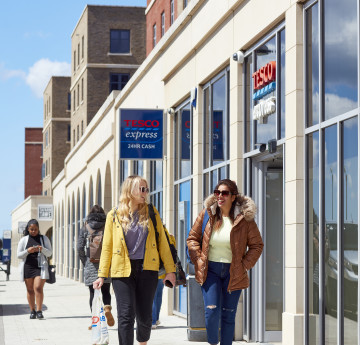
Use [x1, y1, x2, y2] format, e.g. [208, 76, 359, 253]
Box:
[145, 0, 191, 55]
[70, 5, 146, 148]
[24, 128, 43, 198]
[42, 76, 71, 196]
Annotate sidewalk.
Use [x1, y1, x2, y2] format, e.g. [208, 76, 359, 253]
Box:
[0, 266, 276, 345]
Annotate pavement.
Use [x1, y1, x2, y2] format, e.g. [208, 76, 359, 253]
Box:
[0, 265, 277, 345]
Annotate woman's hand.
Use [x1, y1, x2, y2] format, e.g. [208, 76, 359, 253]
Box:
[93, 277, 104, 290]
[163, 272, 176, 287]
[27, 246, 40, 254]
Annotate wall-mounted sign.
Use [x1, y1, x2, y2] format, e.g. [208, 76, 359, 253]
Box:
[38, 204, 53, 221]
[18, 222, 27, 234]
[253, 97, 276, 124]
[120, 109, 163, 159]
[3, 231, 11, 239]
[181, 110, 191, 160]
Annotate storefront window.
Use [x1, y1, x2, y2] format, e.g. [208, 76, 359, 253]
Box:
[150, 160, 163, 218]
[203, 69, 230, 197]
[244, 24, 285, 153]
[324, 0, 357, 120]
[343, 117, 358, 345]
[175, 103, 191, 179]
[306, 3, 319, 127]
[307, 132, 320, 345]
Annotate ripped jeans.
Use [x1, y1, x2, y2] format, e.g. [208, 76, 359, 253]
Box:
[201, 261, 242, 345]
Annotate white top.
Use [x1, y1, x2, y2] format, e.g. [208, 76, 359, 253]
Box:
[208, 216, 232, 263]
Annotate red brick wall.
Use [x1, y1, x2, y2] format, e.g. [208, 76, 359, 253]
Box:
[25, 128, 43, 198]
[146, 0, 177, 56]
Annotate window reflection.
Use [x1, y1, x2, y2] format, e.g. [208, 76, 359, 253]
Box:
[324, 125, 337, 344]
[280, 29, 285, 138]
[308, 132, 320, 345]
[324, 0, 357, 120]
[306, 3, 319, 126]
[343, 117, 358, 345]
[255, 37, 276, 145]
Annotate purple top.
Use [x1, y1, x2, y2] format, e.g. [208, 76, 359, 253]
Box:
[124, 211, 148, 260]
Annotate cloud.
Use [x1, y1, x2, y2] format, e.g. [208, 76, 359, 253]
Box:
[25, 59, 70, 98]
[0, 62, 26, 80]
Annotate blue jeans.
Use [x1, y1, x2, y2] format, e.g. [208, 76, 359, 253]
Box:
[201, 261, 242, 345]
[152, 279, 164, 325]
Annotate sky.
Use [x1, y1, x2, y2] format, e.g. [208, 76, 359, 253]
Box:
[0, 0, 147, 238]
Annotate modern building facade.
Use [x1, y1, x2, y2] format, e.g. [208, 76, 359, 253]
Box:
[24, 128, 43, 198]
[42, 76, 71, 196]
[70, 5, 146, 148]
[11, 0, 360, 344]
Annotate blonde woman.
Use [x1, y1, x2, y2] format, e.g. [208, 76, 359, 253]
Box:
[93, 175, 176, 345]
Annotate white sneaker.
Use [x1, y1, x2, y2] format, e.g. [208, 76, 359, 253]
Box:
[156, 320, 160, 326]
[151, 324, 157, 329]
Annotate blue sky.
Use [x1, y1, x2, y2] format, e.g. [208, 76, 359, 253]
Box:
[0, 0, 146, 238]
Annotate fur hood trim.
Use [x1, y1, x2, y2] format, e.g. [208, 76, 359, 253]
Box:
[204, 194, 256, 221]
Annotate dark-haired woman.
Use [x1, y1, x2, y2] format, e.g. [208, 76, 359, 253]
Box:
[187, 179, 263, 345]
[77, 204, 114, 329]
[17, 219, 52, 319]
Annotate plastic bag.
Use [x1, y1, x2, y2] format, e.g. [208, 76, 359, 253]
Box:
[91, 289, 109, 345]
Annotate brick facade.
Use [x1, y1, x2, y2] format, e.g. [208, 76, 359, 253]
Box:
[42, 77, 71, 196]
[24, 128, 43, 198]
[70, 5, 146, 149]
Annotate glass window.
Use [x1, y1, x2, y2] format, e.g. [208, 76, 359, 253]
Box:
[67, 125, 71, 142]
[324, 0, 357, 120]
[67, 92, 71, 111]
[342, 117, 358, 345]
[77, 125, 79, 142]
[175, 103, 191, 179]
[77, 43, 80, 66]
[110, 29, 130, 54]
[306, 3, 319, 127]
[73, 51, 76, 71]
[110, 73, 130, 93]
[153, 24, 156, 47]
[97, 175, 102, 206]
[150, 161, 163, 218]
[307, 131, 320, 345]
[245, 54, 253, 152]
[82, 36, 84, 59]
[324, 125, 337, 344]
[280, 29, 285, 138]
[77, 84, 80, 106]
[161, 12, 165, 37]
[120, 160, 129, 186]
[170, 0, 174, 25]
[81, 78, 84, 101]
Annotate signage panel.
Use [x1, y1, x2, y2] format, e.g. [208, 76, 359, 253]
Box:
[18, 222, 27, 234]
[38, 204, 53, 221]
[120, 109, 163, 159]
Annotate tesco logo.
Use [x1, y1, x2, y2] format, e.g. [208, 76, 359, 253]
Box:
[252, 61, 276, 90]
[124, 119, 160, 128]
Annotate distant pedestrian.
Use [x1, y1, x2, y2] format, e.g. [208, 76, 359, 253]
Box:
[17, 219, 52, 319]
[187, 179, 264, 345]
[77, 204, 114, 329]
[93, 175, 176, 345]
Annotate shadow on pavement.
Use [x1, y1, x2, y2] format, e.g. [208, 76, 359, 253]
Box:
[1, 304, 48, 316]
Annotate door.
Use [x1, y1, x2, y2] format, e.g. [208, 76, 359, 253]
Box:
[243, 158, 284, 343]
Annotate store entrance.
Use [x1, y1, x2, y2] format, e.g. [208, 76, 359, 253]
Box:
[243, 153, 284, 343]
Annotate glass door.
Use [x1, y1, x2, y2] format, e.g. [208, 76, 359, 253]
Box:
[243, 157, 284, 343]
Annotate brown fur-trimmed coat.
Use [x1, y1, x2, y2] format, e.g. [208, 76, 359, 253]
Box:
[187, 194, 264, 291]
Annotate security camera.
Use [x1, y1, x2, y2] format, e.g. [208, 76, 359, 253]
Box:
[232, 50, 244, 64]
[167, 108, 175, 116]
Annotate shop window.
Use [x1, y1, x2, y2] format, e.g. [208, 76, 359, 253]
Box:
[133, 161, 144, 177]
[174, 102, 192, 180]
[203, 69, 230, 197]
[150, 161, 163, 218]
[119, 160, 129, 186]
[244, 25, 285, 152]
[110, 29, 130, 54]
[110, 73, 130, 93]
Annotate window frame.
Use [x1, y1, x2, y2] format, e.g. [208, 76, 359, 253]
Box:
[110, 29, 130, 54]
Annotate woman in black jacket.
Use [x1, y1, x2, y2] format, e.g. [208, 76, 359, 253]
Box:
[77, 205, 114, 329]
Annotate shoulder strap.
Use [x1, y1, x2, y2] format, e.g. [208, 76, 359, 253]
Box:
[148, 203, 158, 238]
[202, 210, 210, 236]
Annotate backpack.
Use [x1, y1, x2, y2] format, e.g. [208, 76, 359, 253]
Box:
[86, 224, 104, 263]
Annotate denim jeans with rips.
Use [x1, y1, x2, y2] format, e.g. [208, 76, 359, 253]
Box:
[201, 261, 242, 345]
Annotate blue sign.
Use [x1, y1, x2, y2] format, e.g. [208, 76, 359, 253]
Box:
[252, 81, 276, 101]
[120, 109, 163, 159]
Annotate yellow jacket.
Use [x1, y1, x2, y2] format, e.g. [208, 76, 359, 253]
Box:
[159, 229, 176, 279]
[98, 205, 176, 278]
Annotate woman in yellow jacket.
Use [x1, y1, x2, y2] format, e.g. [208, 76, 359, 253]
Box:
[93, 175, 176, 345]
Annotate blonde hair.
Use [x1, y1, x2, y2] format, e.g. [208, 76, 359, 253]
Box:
[118, 175, 149, 233]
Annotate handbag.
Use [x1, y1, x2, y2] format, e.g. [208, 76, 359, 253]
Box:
[148, 204, 187, 288]
[47, 264, 56, 284]
[39, 235, 56, 284]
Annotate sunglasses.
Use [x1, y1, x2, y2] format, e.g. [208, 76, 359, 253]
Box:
[213, 189, 231, 197]
[139, 186, 150, 194]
